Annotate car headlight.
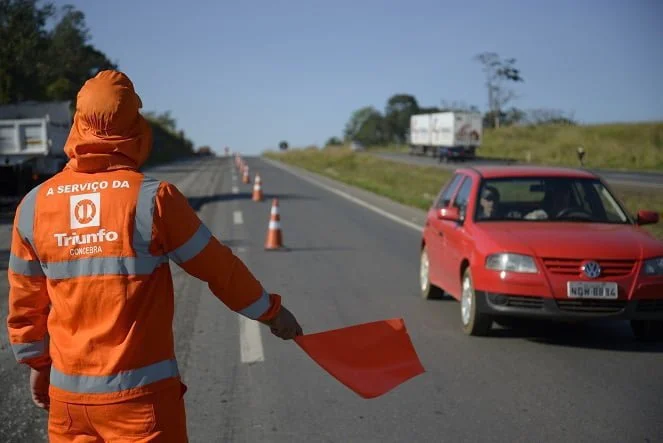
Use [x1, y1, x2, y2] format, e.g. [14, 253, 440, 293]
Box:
[642, 257, 663, 276]
[485, 253, 538, 274]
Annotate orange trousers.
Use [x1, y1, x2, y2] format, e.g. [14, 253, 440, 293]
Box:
[48, 383, 188, 442]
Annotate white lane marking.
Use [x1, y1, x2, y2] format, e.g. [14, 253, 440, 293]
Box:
[232, 186, 239, 194]
[262, 157, 423, 232]
[239, 316, 265, 364]
[233, 210, 243, 225]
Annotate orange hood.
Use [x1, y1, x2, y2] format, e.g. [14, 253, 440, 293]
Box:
[64, 70, 152, 172]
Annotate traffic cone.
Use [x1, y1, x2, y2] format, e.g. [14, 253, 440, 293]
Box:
[243, 166, 251, 184]
[252, 174, 263, 201]
[265, 199, 284, 250]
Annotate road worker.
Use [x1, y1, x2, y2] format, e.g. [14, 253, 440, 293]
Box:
[6, 70, 303, 442]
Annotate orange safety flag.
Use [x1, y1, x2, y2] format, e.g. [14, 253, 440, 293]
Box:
[294, 318, 425, 399]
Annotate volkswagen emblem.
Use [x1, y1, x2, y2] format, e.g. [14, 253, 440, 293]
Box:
[581, 261, 602, 279]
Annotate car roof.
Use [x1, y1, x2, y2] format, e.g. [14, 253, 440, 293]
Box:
[456, 165, 599, 180]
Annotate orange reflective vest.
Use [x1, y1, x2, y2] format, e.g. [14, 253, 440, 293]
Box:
[8, 168, 281, 404]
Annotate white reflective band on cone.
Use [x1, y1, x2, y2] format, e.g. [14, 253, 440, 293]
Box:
[269, 221, 280, 230]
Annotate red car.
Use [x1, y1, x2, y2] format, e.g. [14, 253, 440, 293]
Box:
[419, 165, 663, 341]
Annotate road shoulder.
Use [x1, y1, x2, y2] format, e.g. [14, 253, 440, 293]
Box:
[261, 156, 426, 232]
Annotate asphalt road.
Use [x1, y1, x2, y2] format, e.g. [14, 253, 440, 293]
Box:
[375, 152, 663, 189]
[1, 156, 662, 442]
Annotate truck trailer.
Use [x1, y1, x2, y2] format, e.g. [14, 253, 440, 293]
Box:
[0, 101, 72, 206]
[408, 111, 482, 162]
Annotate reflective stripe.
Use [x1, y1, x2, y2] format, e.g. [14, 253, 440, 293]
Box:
[17, 184, 42, 251]
[12, 338, 48, 361]
[50, 359, 179, 394]
[42, 256, 168, 279]
[133, 177, 161, 255]
[168, 223, 212, 264]
[8, 253, 45, 277]
[239, 290, 271, 319]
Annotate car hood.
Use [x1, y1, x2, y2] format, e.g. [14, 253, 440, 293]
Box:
[474, 222, 663, 260]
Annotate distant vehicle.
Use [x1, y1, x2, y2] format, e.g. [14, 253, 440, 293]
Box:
[0, 101, 71, 205]
[350, 141, 365, 152]
[419, 165, 663, 341]
[196, 146, 215, 156]
[409, 111, 482, 162]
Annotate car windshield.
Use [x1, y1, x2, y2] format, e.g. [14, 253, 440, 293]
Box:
[474, 177, 631, 223]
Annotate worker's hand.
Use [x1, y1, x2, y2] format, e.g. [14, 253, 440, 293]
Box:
[30, 366, 51, 410]
[264, 306, 303, 340]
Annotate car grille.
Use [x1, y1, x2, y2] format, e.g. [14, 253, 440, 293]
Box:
[556, 299, 627, 313]
[505, 295, 544, 309]
[541, 258, 635, 277]
[637, 300, 663, 313]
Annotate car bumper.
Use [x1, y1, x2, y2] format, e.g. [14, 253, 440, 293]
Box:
[475, 291, 663, 321]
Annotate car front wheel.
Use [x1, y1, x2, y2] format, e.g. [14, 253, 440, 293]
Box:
[420, 247, 443, 300]
[631, 320, 663, 342]
[460, 267, 493, 336]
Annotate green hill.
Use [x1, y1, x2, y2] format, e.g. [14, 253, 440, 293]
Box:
[479, 121, 663, 170]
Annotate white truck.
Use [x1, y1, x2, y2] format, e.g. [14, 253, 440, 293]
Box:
[0, 101, 71, 205]
[408, 111, 483, 162]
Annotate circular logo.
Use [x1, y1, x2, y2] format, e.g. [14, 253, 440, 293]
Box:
[581, 261, 601, 279]
[74, 199, 96, 225]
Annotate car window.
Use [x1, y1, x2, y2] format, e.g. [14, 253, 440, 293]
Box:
[489, 179, 545, 203]
[434, 174, 463, 208]
[473, 177, 629, 223]
[592, 183, 629, 222]
[571, 182, 594, 214]
[452, 177, 473, 220]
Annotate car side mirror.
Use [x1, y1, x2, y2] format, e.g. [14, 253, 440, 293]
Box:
[438, 207, 460, 222]
[636, 210, 659, 225]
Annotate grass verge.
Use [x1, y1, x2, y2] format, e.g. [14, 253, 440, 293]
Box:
[264, 147, 663, 240]
[360, 121, 663, 171]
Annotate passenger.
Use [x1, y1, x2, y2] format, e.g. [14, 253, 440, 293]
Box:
[478, 186, 500, 219]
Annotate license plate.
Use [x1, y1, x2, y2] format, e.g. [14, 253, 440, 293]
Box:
[567, 281, 618, 299]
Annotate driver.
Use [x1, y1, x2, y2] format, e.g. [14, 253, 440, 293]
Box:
[549, 188, 572, 217]
[525, 184, 573, 220]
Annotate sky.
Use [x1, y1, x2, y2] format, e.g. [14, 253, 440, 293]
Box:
[52, 0, 662, 155]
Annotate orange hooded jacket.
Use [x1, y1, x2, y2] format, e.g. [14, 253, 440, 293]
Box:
[7, 70, 281, 404]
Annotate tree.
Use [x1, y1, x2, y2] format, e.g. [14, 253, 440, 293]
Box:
[0, 1, 196, 165]
[279, 140, 288, 150]
[343, 106, 387, 146]
[0, 1, 116, 105]
[43, 5, 116, 102]
[440, 99, 480, 113]
[143, 110, 177, 133]
[525, 108, 576, 126]
[384, 94, 419, 144]
[0, 0, 55, 103]
[325, 136, 342, 146]
[418, 106, 441, 114]
[475, 52, 524, 128]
